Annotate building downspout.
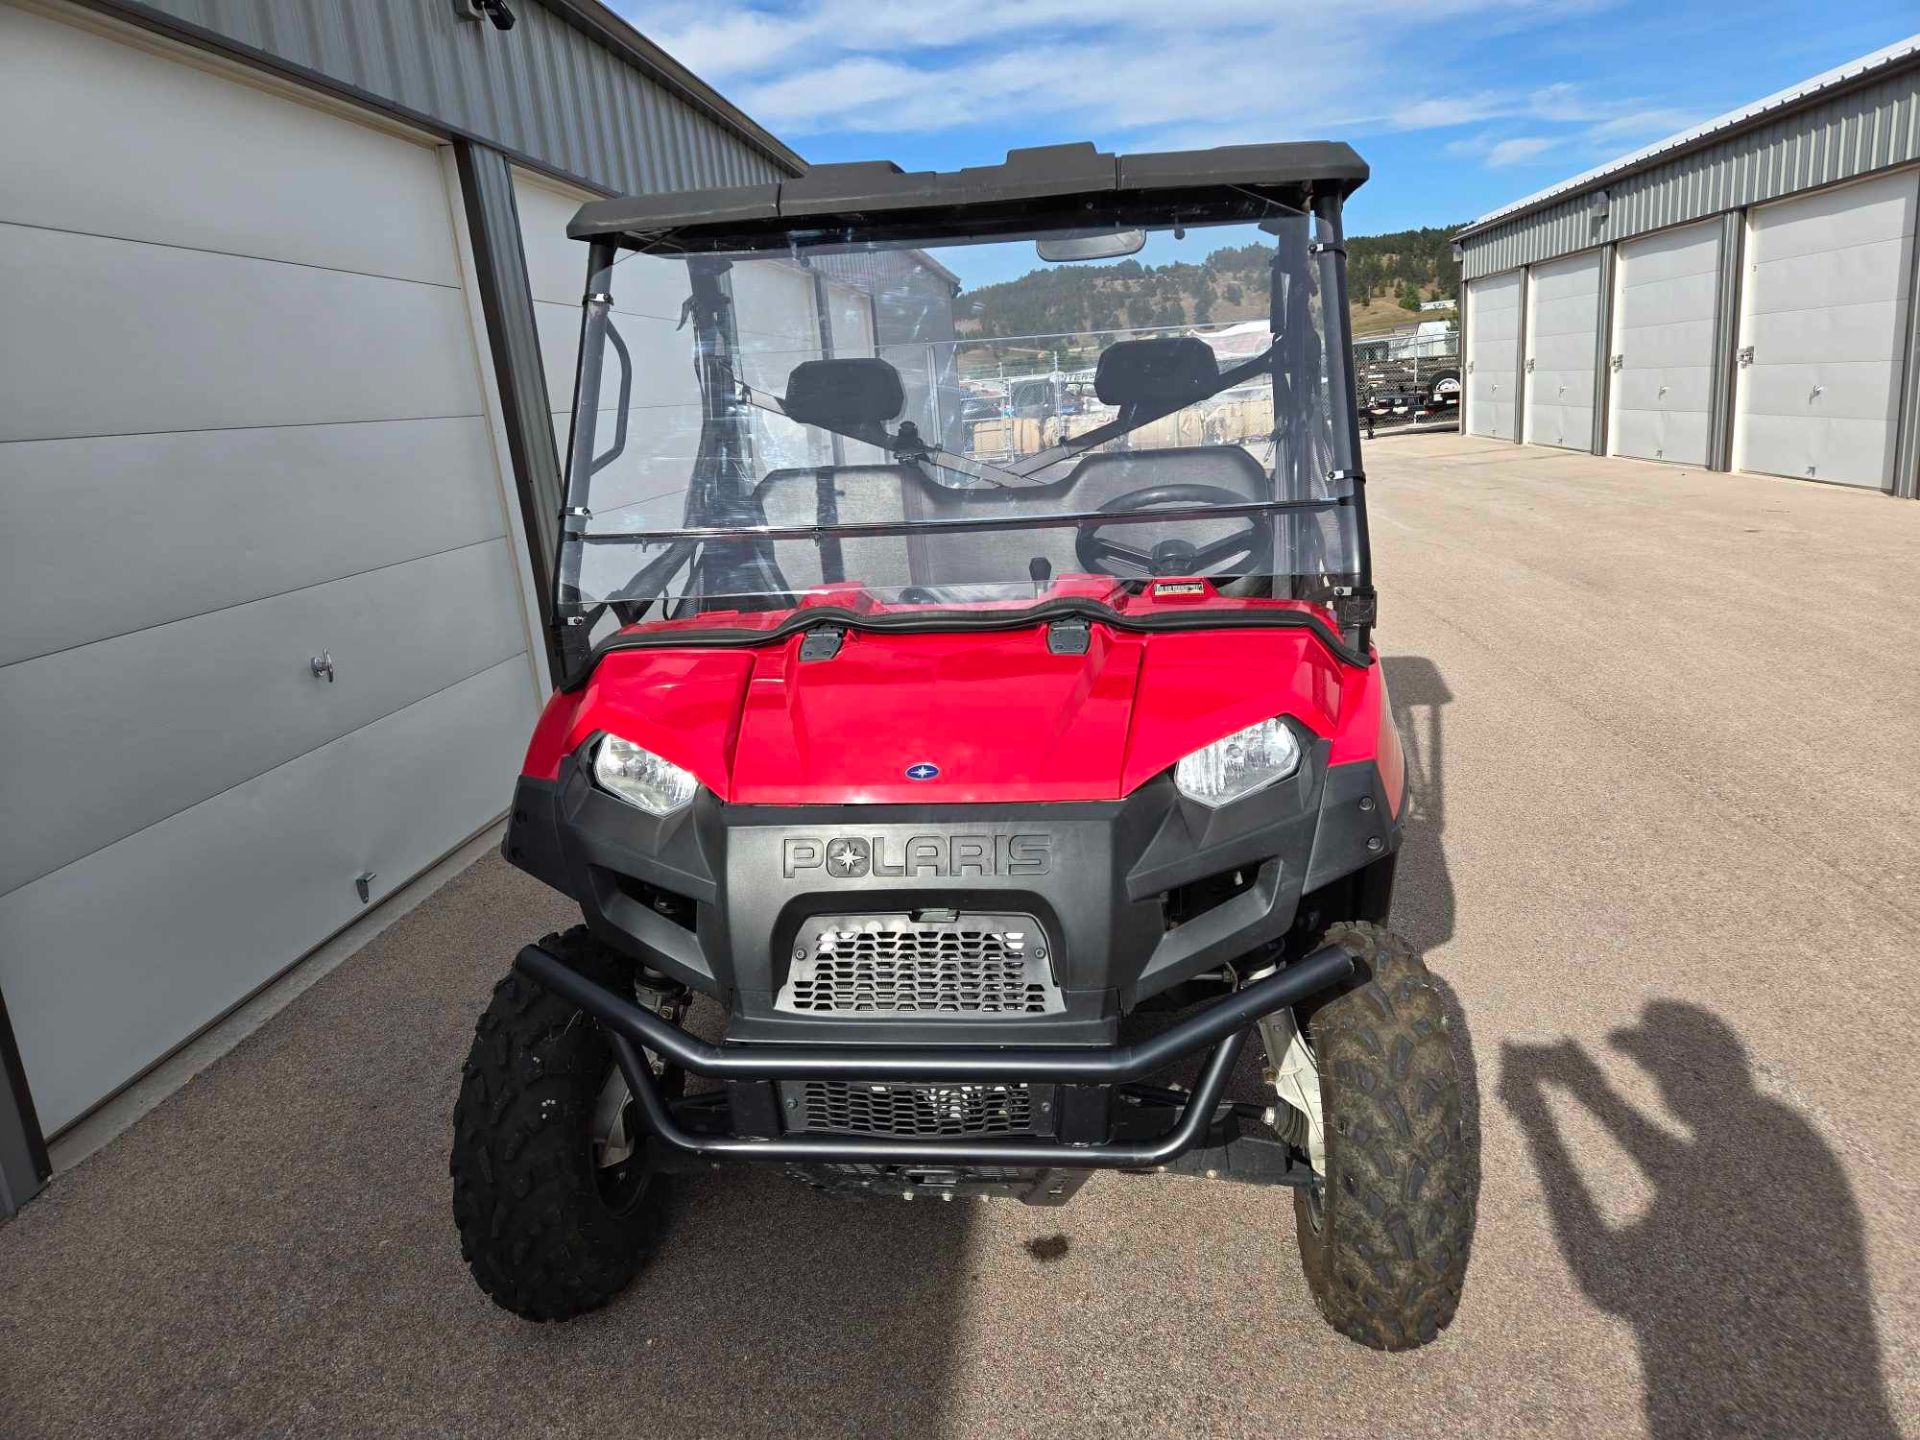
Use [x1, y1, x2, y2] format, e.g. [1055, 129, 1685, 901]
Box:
[454, 139, 566, 680]
[1591, 246, 1616, 456]
[1707, 210, 1746, 474]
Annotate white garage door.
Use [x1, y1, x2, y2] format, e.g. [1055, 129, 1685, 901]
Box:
[0, 9, 540, 1131]
[1523, 251, 1603, 451]
[516, 170, 711, 537]
[1733, 169, 1919, 489]
[515, 172, 841, 525]
[1608, 222, 1722, 466]
[823, 281, 888, 465]
[732, 263, 833, 473]
[1465, 271, 1522, 439]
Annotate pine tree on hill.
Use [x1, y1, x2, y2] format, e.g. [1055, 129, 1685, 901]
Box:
[957, 223, 1466, 341]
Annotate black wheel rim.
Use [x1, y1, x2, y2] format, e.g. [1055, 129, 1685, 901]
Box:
[596, 1140, 654, 1216]
[590, 1060, 680, 1217]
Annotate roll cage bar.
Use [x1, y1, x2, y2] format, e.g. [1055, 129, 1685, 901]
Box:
[552, 141, 1375, 678]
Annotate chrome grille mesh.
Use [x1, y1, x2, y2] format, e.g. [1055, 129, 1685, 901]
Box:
[776, 914, 1062, 1016]
[787, 1081, 1041, 1138]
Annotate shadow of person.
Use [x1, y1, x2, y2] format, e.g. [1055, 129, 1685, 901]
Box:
[1501, 1003, 1899, 1440]
[1380, 655, 1455, 952]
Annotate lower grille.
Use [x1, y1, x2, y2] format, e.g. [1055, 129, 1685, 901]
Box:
[783, 1080, 1047, 1138]
[776, 912, 1062, 1016]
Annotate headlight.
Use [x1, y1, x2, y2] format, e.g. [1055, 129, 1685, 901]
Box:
[593, 734, 698, 816]
[1174, 717, 1302, 807]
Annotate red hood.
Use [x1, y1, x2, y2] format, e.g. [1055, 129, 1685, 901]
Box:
[532, 618, 1379, 804]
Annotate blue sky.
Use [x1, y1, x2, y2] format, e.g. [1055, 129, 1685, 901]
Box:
[614, 0, 1915, 258]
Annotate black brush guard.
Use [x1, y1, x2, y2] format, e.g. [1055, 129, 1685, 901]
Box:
[515, 940, 1353, 1168]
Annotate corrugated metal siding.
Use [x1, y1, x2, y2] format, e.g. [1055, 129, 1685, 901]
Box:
[95, 0, 791, 195]
[1462, 62, 1920, 279]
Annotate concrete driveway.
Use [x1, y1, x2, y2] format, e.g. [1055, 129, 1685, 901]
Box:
[2, 434, 1916, 1439]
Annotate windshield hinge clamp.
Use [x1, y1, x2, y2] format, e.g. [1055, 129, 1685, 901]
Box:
[1047, 618, 1092, 656]
[1327, 468, 1366, 487]
[584, 291, 613, 306]
[1333, 586, 1378, 629]
[798, 626, 846, 662]
[1309, 242, 1346, 257]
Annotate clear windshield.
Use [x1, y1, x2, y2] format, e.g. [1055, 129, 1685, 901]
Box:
[558, 200, 1361, 628]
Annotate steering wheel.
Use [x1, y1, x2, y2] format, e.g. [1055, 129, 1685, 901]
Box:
[1075, 483, 1274, 580]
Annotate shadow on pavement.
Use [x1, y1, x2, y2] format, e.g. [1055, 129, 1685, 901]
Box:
[1500, 1003, 1900, 1440]
[622, 1162, 976, 1436]
[1379, 655, 1481, 1190]
[1380, 654, 1455, 952]
[643, 1001, 977, 1435]
[0, 862, 976, 1440]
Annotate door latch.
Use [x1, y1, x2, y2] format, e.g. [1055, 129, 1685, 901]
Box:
[1525, 357, 1536, 373]
[1737, 345, 1755, 368]
[1610, 354, 1624, 373]
[310, 651, 335, 683]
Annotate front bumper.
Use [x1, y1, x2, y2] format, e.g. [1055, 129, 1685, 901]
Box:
[504, 731, 1398, 1043]
[517, 938, 1354, 1169]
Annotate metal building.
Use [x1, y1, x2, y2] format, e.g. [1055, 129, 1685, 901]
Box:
[0, 0, 807, 1215]
[1455, 37, 1920, 498]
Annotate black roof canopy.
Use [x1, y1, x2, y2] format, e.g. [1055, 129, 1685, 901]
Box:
[569, 141, 1369, 252]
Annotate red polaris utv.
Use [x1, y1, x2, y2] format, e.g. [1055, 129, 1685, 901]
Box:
[451, 142, 1474, 1350]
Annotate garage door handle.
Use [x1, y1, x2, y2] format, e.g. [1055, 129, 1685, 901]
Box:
[1809, 384, 1824, 400]
[1737, 345, 1755, 367]
[310, 651, 335, 683]
[1610, 354, 1624, 372]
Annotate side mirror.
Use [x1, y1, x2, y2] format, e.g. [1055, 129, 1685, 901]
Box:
[1037, 229, 1147, 263]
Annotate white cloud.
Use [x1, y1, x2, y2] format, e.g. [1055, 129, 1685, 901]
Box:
[640, 10, 814, 77]
[1445, 132, 1558, 167]
[611, 0, 1669, 165]
[1586, 107, 1700, 142]
[1387, 94, 1515, 130]
[1485, 136, 1558, 166]
[617, 0, 1571, 139]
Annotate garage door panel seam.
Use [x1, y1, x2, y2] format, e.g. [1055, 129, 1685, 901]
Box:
[0, 412, 487, 448]
[0, 532, 512, 674]
[0, 217, 468, 296]
[0, 650, 532, 907]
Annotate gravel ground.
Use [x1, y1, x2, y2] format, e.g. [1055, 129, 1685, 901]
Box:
[2, 435, 1915, 1440]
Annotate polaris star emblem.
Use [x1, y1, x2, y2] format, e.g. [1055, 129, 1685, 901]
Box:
[905, 762, 940, 781]
[824, 837, 871, 878]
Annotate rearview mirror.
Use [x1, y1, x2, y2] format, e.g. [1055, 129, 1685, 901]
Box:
[1036, 229, 1147, 262]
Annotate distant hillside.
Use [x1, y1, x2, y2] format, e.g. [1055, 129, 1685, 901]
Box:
[957, 224, 1467, 343]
